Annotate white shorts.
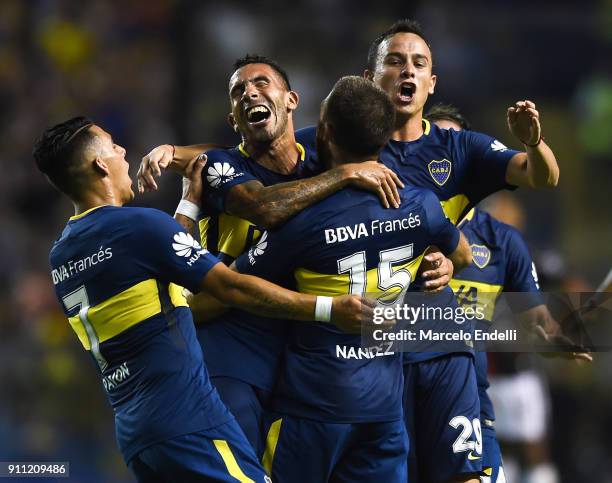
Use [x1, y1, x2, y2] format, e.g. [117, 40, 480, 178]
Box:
[487, 370, 550, 442]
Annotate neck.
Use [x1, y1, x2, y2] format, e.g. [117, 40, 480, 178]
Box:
[391, 111, 424, 142]
[330, 146, 378, 169]
[243, 124, 301, 175]
[73, 181, 122, 217]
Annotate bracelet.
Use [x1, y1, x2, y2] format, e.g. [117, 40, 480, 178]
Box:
[175, 199, 200, 221]
[170, 144, 176, 160]
[315, 296, 333, 322]
[520, 134, 544, 147]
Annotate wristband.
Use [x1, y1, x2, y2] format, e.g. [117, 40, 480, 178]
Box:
[520, 134, 544, 147]
[315, 296, 333, 322]
[170, 144, 176, 159]
[175, 199, 200, 221]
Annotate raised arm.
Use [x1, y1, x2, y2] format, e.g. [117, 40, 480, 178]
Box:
[173, 154, 207, 234]
[138, 143, 223, 193]
[225, 161, 403, 229]
[505, 100, 559, 188]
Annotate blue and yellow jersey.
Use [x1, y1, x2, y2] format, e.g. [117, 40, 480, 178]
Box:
[297, 121, 519, 225]
[450, 208, 543, 422]
[49, 206, 232, 462]
[235, 185, 461, 422]
[297, 123, 520, 365]
[196, 143, 320, 392]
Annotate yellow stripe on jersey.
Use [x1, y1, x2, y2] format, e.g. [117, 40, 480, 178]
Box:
[294, 254, 424, 302]
[199, 217, 211, 249]
[218, 214, 260, 258]
[213, 439, 255, 483]
[262, 418, 282, 475]
[169, 282, 189, 307]
[423, 118, 431, 135]
[200, 214, 262, 259]
[69, 205, 107, 221]
[440, 194, 471, 225]
[68, 279, 188, 350]
[449, 279, 503, 320]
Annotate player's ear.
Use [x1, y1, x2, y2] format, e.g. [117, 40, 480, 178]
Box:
[227, 113, 239, 133]
[93, 157, 109, 176]
[363, 69, 374, 81]
[287, 90, 299, 112]
[428, 74, 437, 95]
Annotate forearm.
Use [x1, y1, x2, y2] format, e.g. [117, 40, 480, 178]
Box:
[214, 273, 316, 321]
[174, 213, 197, 235]
[517, 304, 558, 333]
[226, 166, 350, 229]
[172, 144, 223, 173]
[524, 140, 558, 188]
[190, 291, 229, 322]
[448, 233, 472, 271]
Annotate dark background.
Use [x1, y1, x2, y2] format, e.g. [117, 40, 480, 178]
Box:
[0, 0, 610, 481]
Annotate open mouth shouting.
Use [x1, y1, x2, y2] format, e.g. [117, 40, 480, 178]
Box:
[398, 82, 416, 103]
[246, 105, 272, 126]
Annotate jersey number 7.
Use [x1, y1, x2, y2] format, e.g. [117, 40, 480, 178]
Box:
[62, 285, 108, 371]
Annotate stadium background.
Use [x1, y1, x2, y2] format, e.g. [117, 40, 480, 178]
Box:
[0, 0, 610, 481]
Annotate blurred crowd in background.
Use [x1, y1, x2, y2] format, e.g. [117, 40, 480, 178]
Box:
[0, 0, 610, 481]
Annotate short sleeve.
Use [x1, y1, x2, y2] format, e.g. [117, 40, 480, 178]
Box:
[134, 210, 220, 293]
[462, 130, 521, 202]
[201, 149, 258, 212]
[235, 222, 301, 282]
[421, 190, 461, 255]
[504, 227, 544, 310]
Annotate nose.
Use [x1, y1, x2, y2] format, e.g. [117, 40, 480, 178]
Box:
[117, 144, 126, 156]
[242, 82, 259, 101]
[400, 62, 415, 79]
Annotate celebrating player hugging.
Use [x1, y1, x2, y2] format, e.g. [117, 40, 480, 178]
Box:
[35, 15, 591, 483]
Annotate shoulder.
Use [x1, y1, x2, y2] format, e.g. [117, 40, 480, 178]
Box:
[111, 207, 182, 240]
[402, 185, 442, 212]
[295, 125, 317, 149]
[482, 213, 528, 253]
[204, 147, 242, 162]
[204, 147, 248, 168]
[118, 206, 174, 223]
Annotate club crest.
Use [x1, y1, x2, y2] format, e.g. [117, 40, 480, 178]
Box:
[428, 159, 452, 186]
[471, 244, 491, 269]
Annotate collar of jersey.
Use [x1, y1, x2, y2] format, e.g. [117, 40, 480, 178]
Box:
[388, 119, 431, 147]
[69, 205, 107, 221]
[238, 142, 306, 161]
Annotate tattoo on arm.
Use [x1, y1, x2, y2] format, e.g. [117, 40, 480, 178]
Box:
[225, 168, 347, 229]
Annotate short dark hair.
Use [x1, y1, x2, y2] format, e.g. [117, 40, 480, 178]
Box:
[324, 76, 395, 157]
[33, 116, 94, 199]
[425, 103, 471, 130]
[367, 19, 432, 70]
[233, 54, 291, 90]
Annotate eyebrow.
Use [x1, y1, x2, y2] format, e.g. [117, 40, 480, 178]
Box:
[230, 74, 271, 96]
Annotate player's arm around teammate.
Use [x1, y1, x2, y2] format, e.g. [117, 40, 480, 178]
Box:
[140, 145, 403, 229]
[173, 153, 381, 332]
